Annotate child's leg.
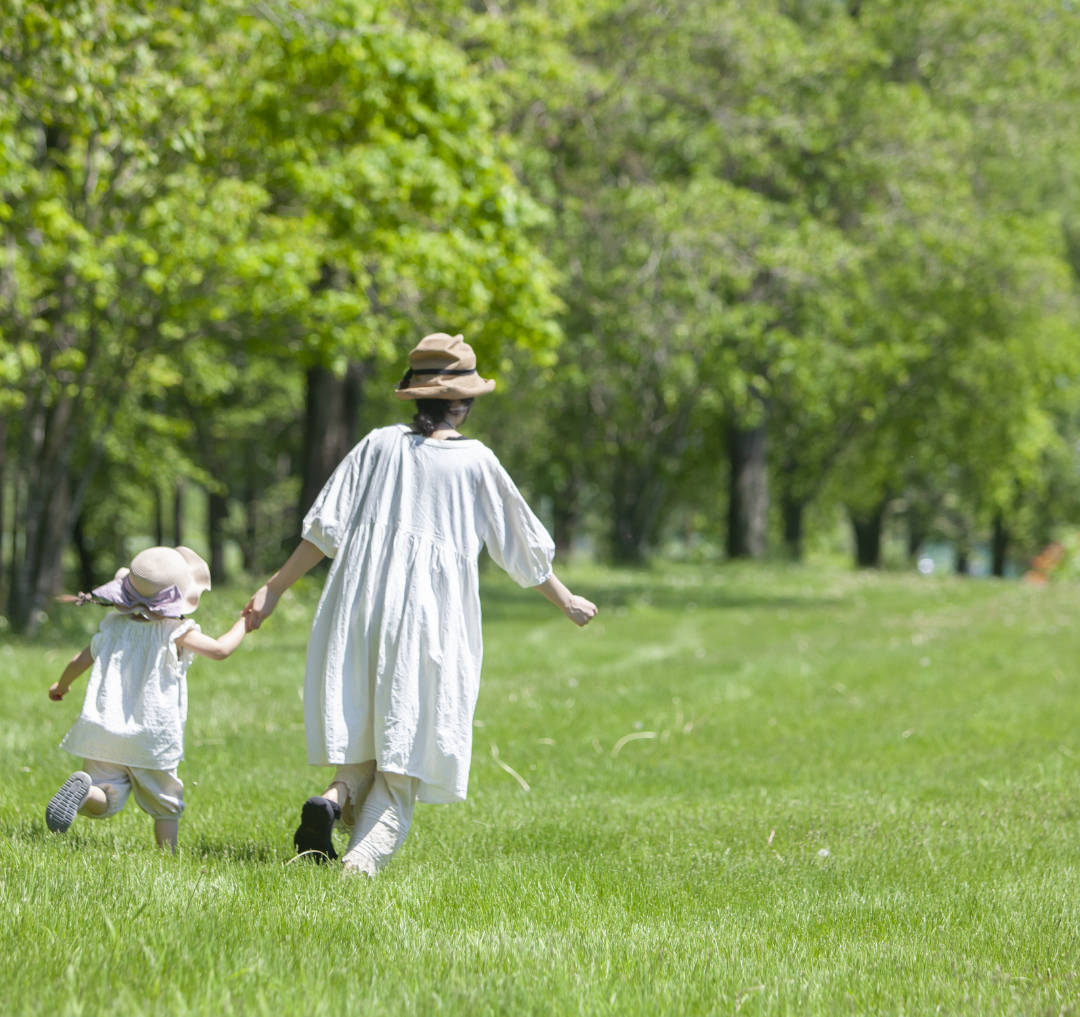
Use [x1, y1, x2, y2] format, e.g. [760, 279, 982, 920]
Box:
[82, 760, 131, 818]
[46, 760, 129, 833]
[81, 787, 109, 816]
[154, 819, 179, 852]
[46, 772, 94, 833]
[341, 770, 420, 878]
[128, 767, 184, 853]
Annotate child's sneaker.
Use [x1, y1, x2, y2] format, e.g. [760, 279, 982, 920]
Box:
[46, 772, 93, 833]
[294, 796, 341, 862]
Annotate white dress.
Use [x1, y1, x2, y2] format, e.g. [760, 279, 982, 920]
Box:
[60, 613, 200, 769]
[301, 424, 555, 804]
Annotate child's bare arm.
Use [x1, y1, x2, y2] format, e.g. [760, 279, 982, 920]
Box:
[49, 647, 93, 701]
[176, 617, 247, 661]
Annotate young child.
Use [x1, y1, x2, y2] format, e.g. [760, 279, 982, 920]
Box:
[46, 546, 247, 852]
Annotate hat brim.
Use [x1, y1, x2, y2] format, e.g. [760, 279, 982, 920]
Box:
[174, 546, 211, 612]
[395, 375, 496, 400]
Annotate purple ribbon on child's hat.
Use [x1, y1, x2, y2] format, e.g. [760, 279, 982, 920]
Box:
[90, 574, 186, 618]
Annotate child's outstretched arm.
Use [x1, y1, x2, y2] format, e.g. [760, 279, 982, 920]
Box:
[176, 617, 247, 661]
[49, 647, 93, 701]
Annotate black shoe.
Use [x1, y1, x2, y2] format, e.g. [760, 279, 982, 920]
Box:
[46, 771, 93, 833]
[293, 796, 341, 862]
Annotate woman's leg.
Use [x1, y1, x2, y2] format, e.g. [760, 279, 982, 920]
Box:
[341, 770, 420, 878]
[293, 762, 375, 861]
[324, 762, 376, 830]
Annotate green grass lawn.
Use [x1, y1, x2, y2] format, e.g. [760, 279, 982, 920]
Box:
[2, 563, 1080, 1015]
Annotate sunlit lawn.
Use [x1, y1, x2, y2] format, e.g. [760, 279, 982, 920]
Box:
[2, 563, 1079, 1015]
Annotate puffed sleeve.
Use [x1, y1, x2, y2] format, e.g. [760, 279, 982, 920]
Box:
[480, 456, 556, 588]
[168, 619, 201, 668]
[89, 613, 116, 659]
[301, 436, 370, 558]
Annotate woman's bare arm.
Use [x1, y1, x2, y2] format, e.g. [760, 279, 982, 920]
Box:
[177, 617, 247, 661]
[242, 538, 326, 631]
[534, 573, 598, 627]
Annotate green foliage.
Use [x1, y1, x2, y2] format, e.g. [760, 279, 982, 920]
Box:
[4, 0, 1080, 595]
[432, 0, 1080, 563]
[0, 0, 561, 625]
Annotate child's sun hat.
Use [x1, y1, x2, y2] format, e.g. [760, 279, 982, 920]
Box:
[68, 546, 211, 618]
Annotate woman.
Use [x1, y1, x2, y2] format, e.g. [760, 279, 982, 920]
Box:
[244, 333, 597, 876]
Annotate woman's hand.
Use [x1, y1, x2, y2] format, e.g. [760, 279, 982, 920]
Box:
[534, 574, 598, 627]
[563, 594, 598, 627]
[48, 682, 68, 701]
[243, 585, 280, 631]
[243, 540, 326, 632]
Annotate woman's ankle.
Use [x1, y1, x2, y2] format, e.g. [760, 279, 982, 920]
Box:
[320, 781, 349, 807]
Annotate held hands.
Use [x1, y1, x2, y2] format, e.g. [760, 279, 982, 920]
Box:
[241, 540, 327, 632]
[242, 584, 280, 632]
[48, 682, 68, 701]
[563, 594, 598, 627]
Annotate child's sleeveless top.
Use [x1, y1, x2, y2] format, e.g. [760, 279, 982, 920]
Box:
[60, 612, 200, 769]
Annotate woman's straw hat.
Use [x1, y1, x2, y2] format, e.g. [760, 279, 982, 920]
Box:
[394, 333, 496, 401]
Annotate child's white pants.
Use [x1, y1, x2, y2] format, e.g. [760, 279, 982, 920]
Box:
[77, 759, 184, 820]
[332, 762, 419, 877]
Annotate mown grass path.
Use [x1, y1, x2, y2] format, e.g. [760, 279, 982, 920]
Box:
[2, 565, 1079, 1015]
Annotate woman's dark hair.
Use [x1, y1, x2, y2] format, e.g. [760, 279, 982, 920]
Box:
[412, 397, 474, 437]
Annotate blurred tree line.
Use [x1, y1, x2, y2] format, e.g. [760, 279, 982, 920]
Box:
[2, 0, 1079, 632]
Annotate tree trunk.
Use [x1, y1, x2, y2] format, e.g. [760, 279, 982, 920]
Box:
[726, 418, 769, 560]
[610, 462, 654, 563]
[72, 511, 97, 591]
[9, 383, 62, 628]
[0, 416, 6, 608]
[955, 541, 970, 575]
[553, 470, 580, 562]
[907, 518, 926, 563]
[299, 360, 367, 522]
[208, 489, 228, 585]
[781, 493, 805, 561]
[242, 486, 257, 574]
[991, 512, 1008, 577]
[849, 499, 887, 568]
[154, 486, 164, 547]
[173, 481, 184, 546]
[10, 448, 76, 631]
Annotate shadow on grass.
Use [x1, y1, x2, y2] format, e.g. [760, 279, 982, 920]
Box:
[0, 817, 125, 852]
[187, 836, 282, 864]
[0, 817, 50, 844]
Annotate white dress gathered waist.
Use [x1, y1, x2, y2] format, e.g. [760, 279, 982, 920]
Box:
[301, 424, 555, 804]
[60, 612, 199, 769]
